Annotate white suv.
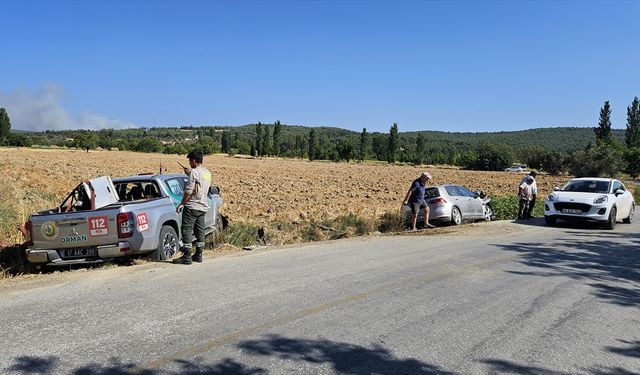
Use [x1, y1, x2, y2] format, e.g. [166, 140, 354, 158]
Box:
[544, 177, 635, 229]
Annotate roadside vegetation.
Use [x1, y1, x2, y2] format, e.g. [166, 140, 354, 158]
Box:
[1, 97, 639, 279]
[2, 96, 640, 176]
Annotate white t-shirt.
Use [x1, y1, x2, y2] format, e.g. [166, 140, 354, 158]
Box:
[519, 182, 533, 200]
[520, 176, 537, 195]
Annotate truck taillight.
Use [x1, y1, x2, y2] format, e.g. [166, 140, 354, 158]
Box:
[25, 220, 33, 246]
[117, 212, 135, 238]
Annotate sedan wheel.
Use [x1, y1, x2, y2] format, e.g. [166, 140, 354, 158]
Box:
[623, 204, 634, 224]
[451, 207, 462, 225]
[605, 207, 617, 230]
[483, 205, 494, 221]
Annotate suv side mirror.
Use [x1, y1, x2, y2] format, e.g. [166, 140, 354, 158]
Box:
[553, 186, 560, 191]
[614, 189, 624, 196]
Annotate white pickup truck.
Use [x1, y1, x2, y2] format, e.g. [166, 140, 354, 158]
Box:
[23, 173, 224, 266]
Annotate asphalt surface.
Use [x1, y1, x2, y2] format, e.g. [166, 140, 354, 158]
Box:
[0, 218, 638, 374]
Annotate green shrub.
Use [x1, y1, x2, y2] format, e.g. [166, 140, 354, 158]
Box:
[490, 195, 544, 220]
[335, 213, 375, 235]
[378, 211, 404, 232]
[226, 223, 259, 247]
[301, 223, 323, 242]
[568, 144, 623, 177]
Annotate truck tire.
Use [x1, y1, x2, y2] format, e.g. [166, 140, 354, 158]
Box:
[209, 214, 226, 248]
[150, 225, 178, 261]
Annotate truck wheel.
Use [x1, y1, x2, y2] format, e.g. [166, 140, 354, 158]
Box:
[150, 225, 178, 261]
[210, 214, 226, 248]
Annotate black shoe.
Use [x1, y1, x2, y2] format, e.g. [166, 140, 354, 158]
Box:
[192, 254, 203, 263]
[173, 255, 192, 265]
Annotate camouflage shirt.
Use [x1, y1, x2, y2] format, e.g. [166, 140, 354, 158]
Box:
[185, 166, 212, 212]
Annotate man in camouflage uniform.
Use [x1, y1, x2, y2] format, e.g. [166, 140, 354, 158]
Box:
[174, 150, 212, 265]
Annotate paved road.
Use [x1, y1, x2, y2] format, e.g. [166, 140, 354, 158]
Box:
[1, 219, 638, 374]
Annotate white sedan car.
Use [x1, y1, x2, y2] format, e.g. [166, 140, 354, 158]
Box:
[544, 177, 635, 229]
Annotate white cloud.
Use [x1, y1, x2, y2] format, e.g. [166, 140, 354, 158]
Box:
[0, 84, 138, 131]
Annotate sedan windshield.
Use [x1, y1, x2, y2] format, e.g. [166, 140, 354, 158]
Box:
[561, 180, 610, 194]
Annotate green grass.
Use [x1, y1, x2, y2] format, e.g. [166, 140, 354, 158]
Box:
[491, 196, 544, 220]
[634, 188, 639, 202]
[224, 223, 260, 247]
[377, 211, 404, 233]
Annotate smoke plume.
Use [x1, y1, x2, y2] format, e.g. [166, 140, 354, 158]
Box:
[0, 84, 137, 131]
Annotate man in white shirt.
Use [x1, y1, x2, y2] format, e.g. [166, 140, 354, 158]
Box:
[519, 171, 538, 218]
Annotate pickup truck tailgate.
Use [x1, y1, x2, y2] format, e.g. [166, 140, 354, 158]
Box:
[31, 211, 120, 250]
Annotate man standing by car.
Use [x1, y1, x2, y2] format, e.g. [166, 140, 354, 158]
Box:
[403, 172, 435, 230]
[174, 150, 212, 265]
[519, 171, 538, 218]
[518, 176, 535, 220]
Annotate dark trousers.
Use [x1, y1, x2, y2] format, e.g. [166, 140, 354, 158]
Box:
[528, 194, 537, 217]
[181, 207, 206, 255]
[518, 199, 530, 220]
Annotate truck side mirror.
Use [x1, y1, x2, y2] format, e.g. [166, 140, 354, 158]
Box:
[209, 186, 220, 195]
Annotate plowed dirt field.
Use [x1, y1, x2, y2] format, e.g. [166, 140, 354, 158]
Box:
[0, 148, 576, 245]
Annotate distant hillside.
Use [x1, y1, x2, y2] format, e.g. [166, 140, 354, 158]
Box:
[18, 124, 622, 152]
[401, 127, 625, 152]
[9, 124, 626, 166]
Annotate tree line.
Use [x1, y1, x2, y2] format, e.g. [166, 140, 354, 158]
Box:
[1, 97, 639, 178]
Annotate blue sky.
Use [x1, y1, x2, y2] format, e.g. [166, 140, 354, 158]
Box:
[1, 0, 639, 133]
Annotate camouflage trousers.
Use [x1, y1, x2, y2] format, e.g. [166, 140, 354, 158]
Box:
[181, 207, 206, 255]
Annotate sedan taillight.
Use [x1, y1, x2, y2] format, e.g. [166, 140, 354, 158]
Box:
[430, 197, 447, 205]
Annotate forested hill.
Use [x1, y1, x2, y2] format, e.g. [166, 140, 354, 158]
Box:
[402, 127, 625, 152]
[10, 124, 625, 164]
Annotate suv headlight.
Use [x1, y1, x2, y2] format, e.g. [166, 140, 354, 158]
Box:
[593, 195, 608, 204]
[547, 193, 558, 201]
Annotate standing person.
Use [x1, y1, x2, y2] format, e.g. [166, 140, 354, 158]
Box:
[518, 176, 534, 220]
[402, 172, 435, 230]
[173, 150, 212, 265]
[520, 171, 538, 218]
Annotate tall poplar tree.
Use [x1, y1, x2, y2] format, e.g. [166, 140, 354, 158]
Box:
[594, 101, 612, 144]
[415, 133, 426, 165]
[262, 124, 270, 156]
[0, 108, 11, 143]
[308, 128, 316, 161]
[273, 120, 282, 156]
[221, 131, 231, 153]
[255, 122, 263, 157]
[359, 127, 368, 162]
[387, 123, 399, 164]
[625, 96, 640, 148]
